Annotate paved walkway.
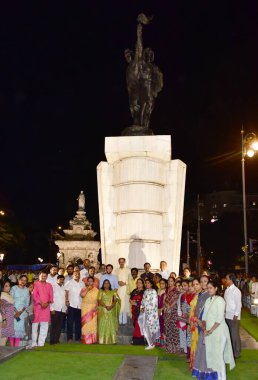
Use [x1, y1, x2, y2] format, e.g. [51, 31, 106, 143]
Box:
[240, 326, 258, 349]
[113, 355, 158, 380]
[0, 347, 24, 363]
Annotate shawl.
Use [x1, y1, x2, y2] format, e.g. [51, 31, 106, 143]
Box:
[0, 291, 14, 304]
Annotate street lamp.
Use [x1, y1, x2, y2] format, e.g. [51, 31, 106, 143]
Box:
[241, 128, 258, 274]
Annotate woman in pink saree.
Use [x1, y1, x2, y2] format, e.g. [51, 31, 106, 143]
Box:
[80, 276, 99, 344]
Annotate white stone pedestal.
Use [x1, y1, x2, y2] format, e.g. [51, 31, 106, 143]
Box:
[97, 135, 186, 274]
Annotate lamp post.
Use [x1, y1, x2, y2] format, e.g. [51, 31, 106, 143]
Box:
[241, 128, 258, 275]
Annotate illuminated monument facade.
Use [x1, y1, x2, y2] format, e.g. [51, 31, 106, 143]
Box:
[97, 15, 186, 274]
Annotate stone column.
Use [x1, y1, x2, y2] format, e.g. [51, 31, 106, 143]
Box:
[97, 135, 186, 274]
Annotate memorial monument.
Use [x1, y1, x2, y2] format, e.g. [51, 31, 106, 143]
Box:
[55, 191, 100, 268]
[97, 15, 186, 274]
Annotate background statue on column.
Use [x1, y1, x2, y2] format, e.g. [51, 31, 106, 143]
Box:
[123, 14, 163, 136]
[77, 190, 85, 211]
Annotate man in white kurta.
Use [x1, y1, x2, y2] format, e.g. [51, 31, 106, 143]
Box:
[115, 258, 131, 325]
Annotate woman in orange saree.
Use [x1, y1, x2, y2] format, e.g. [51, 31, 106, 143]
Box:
[80, 276, 99, 344]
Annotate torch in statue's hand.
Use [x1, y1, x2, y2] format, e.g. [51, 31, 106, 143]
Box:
[137, 13, 153, 25]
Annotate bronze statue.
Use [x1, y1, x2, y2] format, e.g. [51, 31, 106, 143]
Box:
[122, 14, 163, 136]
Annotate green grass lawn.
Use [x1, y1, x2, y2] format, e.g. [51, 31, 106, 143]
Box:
[36, 342, 172, 357]
[241, 308, 258, 341]
[0, 351, 123, 380]
[154, 350, 258, 380]
[1, 343, 258, 380]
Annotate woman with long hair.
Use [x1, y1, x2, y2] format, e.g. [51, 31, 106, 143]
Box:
[202, 280, 235, 379]
[130, 278, 145, 345]
[98, 279, 120, 344]
[192, 275, 212, 379]
[81, 276, 99, 344]
[10, 275, 30, 347]
[178, 279, 195, 360]
[189, 278, 202, 369]
[139, 278, 160, 350]
[163, 276, 181, 353]
[156, 278, 167, 348]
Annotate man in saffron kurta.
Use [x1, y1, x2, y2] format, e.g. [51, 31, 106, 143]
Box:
[31, 270, 53, 347]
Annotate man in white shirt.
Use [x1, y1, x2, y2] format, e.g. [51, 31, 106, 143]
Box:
[114, 258, 130, 325]
[64, 264, 74, 284]
[95, 264, 106, 280]
[50, 275, 67, 344]
[99, 264, 119, 290]
[64, 271, 84, 342]
[251, 276, 258, 303]
[158, 260, 170, 280]
[224, 273, 242, 358]
[46, 265, 58, 286]
[80, 259, 90, 280]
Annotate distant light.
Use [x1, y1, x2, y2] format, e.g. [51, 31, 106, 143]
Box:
[58, 226, 62, 230]
[0, 210, 5, 216]
[211, 216, 218, 223]
[253, 202, 256, 206]
[223, 203, 227, 208]
[251, 140, 258, 151]
[38, 257, 43, 263]
[0, 253, 5, 262]
[247, 149, 255, 157]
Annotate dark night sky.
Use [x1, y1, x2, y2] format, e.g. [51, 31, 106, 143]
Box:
[1, 1, 258, 262]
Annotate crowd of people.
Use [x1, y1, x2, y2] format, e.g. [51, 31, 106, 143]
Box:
[0, 260, 258, 380]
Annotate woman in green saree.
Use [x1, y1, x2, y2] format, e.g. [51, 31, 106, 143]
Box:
[98, 279, 121, 344]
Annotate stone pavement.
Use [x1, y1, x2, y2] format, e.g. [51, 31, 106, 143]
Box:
[0, 347, 24, 363]
[113, 355, 158, 380]
[240, 326, 258, 349]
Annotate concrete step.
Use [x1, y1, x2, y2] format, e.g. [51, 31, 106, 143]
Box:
[46, 321, 134, 345]
[117, 322, 134, 345]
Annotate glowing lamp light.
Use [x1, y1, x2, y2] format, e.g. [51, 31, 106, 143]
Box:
[247, 149, 255, 157]
[0, 253, 5, 262]
[0, 210, 5, 216]
[38, 257, 43, 263]
[251, 140, 258, 151]
[210, 216, 218, 223]
[253, 298, 258, 305]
